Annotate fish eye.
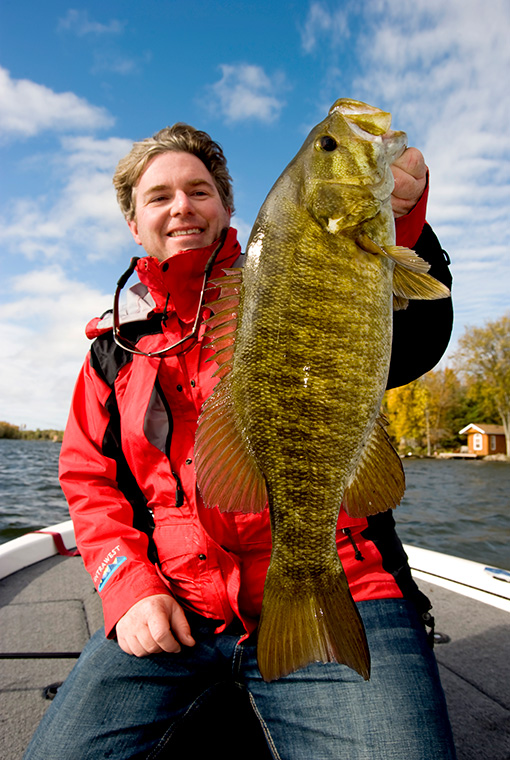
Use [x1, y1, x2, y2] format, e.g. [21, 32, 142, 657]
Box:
[318, 135, 337, 152]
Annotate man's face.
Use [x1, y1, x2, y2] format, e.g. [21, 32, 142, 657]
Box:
[127, 151, 231, 261]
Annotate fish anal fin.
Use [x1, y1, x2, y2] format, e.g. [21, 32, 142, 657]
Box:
[342, 416, 405, 518]
[257, 566, 370, 682]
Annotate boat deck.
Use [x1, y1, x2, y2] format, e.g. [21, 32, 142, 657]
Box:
[1, 553, 509, 759]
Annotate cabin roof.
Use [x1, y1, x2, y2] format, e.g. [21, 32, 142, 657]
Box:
[458, 423, 506, 436]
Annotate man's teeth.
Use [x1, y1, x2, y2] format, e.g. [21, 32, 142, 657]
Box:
[168, 228, 202, 237]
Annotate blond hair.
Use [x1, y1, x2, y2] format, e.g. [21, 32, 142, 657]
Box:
[113, 123, 234, 221]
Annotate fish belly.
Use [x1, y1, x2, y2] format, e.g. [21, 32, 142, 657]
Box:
[232, 230, 393, 681]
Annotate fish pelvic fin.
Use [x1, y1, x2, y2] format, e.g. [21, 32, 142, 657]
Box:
[195, 269, 268, 514]
[257, 564, 370, 682]
[356, 235, 450, 311]
[342, 415, 405, 518]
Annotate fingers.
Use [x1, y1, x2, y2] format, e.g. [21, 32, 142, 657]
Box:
[392, 146, 427, 181]
[115, 594, 196, 657]
[391, 147, 428, 218]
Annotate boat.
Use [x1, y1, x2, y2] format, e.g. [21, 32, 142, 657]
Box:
[1, 521, 509, 759]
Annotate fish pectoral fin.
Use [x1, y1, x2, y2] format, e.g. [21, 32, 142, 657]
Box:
[355, 236, 450, 307]
[392, 294, 410, 311]
[382, 244, 431, 273]
[257, 564, 370, 682]
[357, 236, 429, 273]
[342, 416, 405, 518]
[195, 378, 268, 514]
[385, 243, 451, 304]
[392, 264, 451, 304]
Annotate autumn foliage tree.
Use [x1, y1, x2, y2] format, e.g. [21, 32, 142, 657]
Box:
[384, 368, 464, 454]
[454, 312, 510, 455]
[385, 381, 428, 454]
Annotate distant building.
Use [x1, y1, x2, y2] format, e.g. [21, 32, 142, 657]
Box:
[458, 423, 507, 457]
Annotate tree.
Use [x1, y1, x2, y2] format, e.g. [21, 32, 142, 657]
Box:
[421, 367, 464, 454]
[384, 368, 465, 455]
[454, 312, 510, 455]
[385, 381, 429, 453]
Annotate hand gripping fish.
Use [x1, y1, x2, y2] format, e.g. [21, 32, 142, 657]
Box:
[195, 98, 450, 682]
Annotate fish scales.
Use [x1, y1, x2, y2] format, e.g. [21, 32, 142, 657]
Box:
[195, 98, 451, 682]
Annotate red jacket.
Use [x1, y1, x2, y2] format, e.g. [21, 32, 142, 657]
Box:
[60, 198, 452, 638]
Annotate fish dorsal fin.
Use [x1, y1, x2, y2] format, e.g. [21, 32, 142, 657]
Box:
[342, 415, 405, 517]
[356, 234, 451, 311]
[195, 269, 268, 513]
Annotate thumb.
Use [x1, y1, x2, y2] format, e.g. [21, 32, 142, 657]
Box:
[169, 602, 196, 647]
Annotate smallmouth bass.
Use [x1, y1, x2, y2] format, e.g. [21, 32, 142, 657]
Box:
[195, 98, 450, 682]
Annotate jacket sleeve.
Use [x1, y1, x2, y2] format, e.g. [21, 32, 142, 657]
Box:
[59, 356, 171, 636]
[387, 185, 453, 389]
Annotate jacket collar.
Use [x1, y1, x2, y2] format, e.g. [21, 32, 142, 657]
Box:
[135, 227, 242, 323]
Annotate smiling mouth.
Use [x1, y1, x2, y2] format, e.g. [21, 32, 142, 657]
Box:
[167, 228, 203, 237]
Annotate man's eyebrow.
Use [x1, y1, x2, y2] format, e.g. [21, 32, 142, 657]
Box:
[142, 178, 215, 198]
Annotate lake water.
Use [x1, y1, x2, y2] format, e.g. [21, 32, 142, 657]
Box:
[1, 440, 509, 570]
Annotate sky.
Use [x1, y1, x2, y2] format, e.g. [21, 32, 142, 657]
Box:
[1, 0, 509, 430]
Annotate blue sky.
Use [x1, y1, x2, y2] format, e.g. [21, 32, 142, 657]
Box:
[1, 0, 509, 429]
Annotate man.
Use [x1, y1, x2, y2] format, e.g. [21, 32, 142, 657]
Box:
[25, 123, 456, 759]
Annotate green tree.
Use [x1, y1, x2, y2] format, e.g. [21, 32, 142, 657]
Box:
[422, 367, 468, 452]
[455, 312, 510, 455]
[0, 421, 22, 439]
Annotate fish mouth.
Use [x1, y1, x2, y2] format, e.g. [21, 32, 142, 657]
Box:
[319, 175, 387, 190]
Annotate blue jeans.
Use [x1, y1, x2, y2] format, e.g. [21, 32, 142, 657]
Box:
[24, 599, 456, 759]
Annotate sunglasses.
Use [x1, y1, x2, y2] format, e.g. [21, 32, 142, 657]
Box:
[112, 228, 229, 358]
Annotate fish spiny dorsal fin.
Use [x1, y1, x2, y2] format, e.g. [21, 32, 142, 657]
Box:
[356, 234, 451, 310]
[342, 414, 405, 518]
[195, 268, 268, 514]
[203, 268, 242, 373]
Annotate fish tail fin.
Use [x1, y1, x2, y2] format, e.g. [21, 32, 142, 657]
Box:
[257, 565, 370, 682]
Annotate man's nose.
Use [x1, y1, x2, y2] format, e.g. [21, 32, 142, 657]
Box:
[171, 190, 194, 215]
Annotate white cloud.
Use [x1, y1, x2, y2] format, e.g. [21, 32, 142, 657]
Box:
[57, 9, 126, 36]
[306, 0, 510, 349]
[91, 51, 138, 75]
[207, 64, 287, 123]
[230, 217, 253, 251]
[0, 135, 133, 262]
[0, 267, 112, 430]
[0, 67, 114, 138]
[300, 2, 349, 53]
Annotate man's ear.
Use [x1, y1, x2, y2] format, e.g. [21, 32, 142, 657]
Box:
[127, 218, 143, 246]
